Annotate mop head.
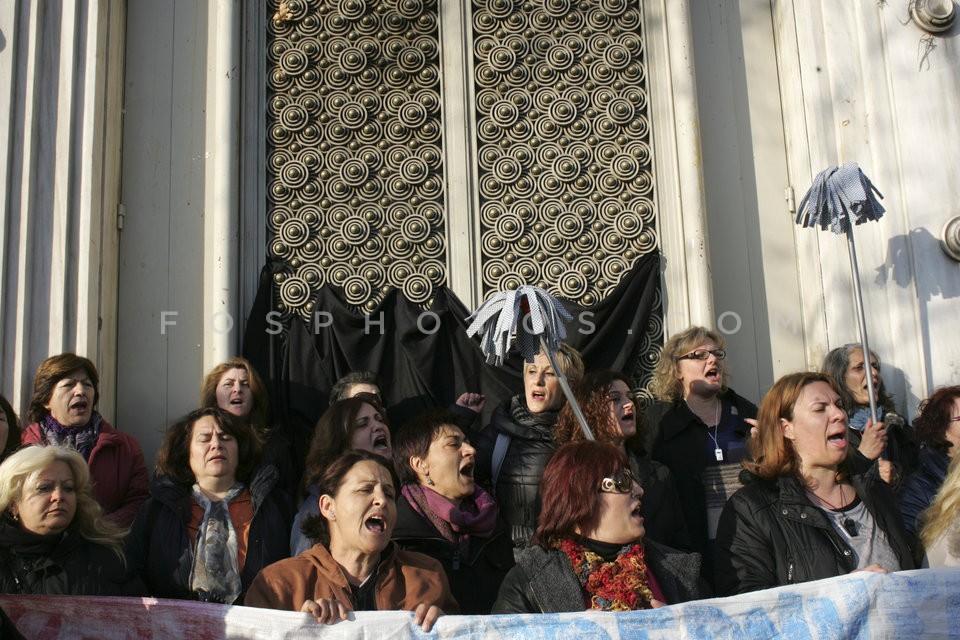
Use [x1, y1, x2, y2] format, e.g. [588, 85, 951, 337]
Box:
[796, 162, 885, 234]
[465, 286, 572, 367]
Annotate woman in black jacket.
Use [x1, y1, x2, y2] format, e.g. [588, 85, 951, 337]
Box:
[900, 385, 960, 543]
[392, 410, 514, 614]
[0, 445, 144, 596]
[555, 370, 690, 550]
[493, 441, 703, 613]
[715, 372, 914, 596]
[645, 326, 757, 585]
[472, 343, 584, 549]
[126, 408, 291, 603]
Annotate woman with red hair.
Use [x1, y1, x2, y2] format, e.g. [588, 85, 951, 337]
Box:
[492, 441, 704, 613]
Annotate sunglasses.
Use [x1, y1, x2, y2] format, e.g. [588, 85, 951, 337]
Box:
[677, 348, 726, 361]
[599, 468, 638, 494]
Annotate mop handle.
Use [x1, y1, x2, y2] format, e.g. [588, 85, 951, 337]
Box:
[845, 228, 880, 426]
[539, 336, 595, 441]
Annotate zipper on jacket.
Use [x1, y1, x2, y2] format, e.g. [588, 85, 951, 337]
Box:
[452, 550, 461, 570]
[787, 560, 794, 583]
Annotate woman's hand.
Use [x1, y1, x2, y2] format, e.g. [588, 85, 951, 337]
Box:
[877, 459, 894, 484]
[857, 418, 888, 460]
[853, 563, 888, 575]
[745, 417, 759, 439]
[456, 393, 486, 414]
[412, 604, 443, 632]
[650, 598, 666, 609]
[300, 598, 351, 625]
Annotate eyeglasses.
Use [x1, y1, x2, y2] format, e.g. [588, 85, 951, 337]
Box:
[677, 349, 726, 361]
[599, 468, 638, 494]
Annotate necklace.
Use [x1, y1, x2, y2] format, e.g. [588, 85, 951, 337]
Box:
[687, 397, 723, 461]
[806, 484, 859, 537]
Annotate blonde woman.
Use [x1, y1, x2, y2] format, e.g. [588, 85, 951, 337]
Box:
[645, 326, 757, 585]
[0, 446, 144, 595]
[919, 454, 960, 567]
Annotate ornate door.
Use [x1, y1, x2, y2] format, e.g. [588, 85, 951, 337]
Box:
[264, 0, 663, 396]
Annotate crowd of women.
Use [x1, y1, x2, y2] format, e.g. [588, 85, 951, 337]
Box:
[1, 327, 959, 632]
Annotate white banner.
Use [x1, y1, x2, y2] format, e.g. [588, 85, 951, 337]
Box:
[1, 568, 957, 639]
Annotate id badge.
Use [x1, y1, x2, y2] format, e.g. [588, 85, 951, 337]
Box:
[714, 448, 724, 462]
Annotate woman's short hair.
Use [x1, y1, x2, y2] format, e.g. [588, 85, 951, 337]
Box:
[393, 409, 461, 486]
[745, 371, 843, 480]
[199, 357, 272, 430]
[913, 386, 960, 455]
[650, 326, 729, 403]
[155, 407, 261, 485]
[303, 394, 388, 489]
[0, 445, 126, 557]
[821, 344, 893, 416]
[28, 353, 100, 424]
[1, 394, 22, 459]
[301, 450, 398, 547]
[532, 343, 585, 384]
[919, 453, 960, 551]
[532, 441, 630, 548]
[329, 371, 382, 406]
[555, 371, 650, 454]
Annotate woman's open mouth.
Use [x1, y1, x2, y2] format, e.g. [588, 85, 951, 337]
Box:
[459, 462, 475, 479]
[364, 515, 387, 533]
[372, 433, 390, 452]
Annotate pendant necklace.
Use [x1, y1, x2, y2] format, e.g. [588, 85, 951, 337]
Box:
[807, 484, 859, 537]
[690, 397, 724, 462]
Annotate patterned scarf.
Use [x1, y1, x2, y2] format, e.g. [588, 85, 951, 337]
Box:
[558, 538, 655, 611]
[189, 483, 245, 604]
[40, 413, 102, 462]
[402, 484, 499, 562]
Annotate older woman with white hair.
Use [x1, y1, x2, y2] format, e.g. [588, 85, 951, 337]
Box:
[0, 445, 144, 595]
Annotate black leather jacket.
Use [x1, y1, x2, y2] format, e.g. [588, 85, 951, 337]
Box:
[472, 396, 559, 547]
[715, 472, 915, 596]
[492, 539, 704, 613]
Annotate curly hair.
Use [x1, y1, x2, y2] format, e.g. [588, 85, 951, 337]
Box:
[821, 344, 894, 418]
[0, 445, 127, 559]
[300, 450, 398, 547]
[555, 371, 649, 453]
[29, 354, 100, 424]
[650, 327, 729, 402]
[302, 394, 389, 491]
[912, 386, 960, 455]
[1, 394, 22, 461]
[155, 407, 261, 485]
[199, 357, 272, 436]
[532, 441, 629, 548]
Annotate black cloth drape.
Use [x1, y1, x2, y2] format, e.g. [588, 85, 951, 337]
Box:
[243, 253, 660, 481]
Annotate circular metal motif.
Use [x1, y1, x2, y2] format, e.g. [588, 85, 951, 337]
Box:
[267, 0, 446, 316]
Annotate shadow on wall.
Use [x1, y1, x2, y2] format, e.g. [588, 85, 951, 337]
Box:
[875, 227, 960, 403]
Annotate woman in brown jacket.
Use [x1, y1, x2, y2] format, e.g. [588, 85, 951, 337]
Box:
[245, 451, 457, 631]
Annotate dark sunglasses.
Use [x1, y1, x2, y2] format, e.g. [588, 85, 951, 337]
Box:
[677, 348, 726, 361]
[599, 468, 638, 494]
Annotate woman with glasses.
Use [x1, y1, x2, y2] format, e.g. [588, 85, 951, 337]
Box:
[715, 372, 913, 595]
[645, 326, 757, 586]
[554, 371, 690, 550]
[492, 441, 703, 613]
[901, 385, 960, 544]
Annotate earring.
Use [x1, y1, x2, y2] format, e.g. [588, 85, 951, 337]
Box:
[10, 512, 18, 522]
[425, 475, 435, 486]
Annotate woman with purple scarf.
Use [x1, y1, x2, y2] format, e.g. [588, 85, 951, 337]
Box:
[392, 410, 514, 614]
[21, 353, 149, 528]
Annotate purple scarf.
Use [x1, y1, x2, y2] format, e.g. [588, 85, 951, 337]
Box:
[402, 484, 499, 561]
[40, 413, 102, 462]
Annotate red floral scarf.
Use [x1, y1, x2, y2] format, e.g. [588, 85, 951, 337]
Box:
[558, 539, 655, 611]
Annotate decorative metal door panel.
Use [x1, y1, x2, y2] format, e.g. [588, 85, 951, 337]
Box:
[265, 0, 662, 396]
